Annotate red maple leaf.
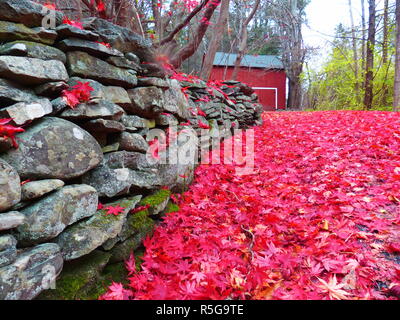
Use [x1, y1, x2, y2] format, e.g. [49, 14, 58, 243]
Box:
[130, 204, 151, 214]
[61, 90, 80, 108]
[61, 81, 94, 108]
[125, 252, 136, 276]
[104, 205, 125, 216]
[96, 41, 111, 48]
[0, 118, 25, 148]
[62, 17, 83, 30]
[197, 108, 207, 117]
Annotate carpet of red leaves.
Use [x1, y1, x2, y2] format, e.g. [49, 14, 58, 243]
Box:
[101, 111, 400, 300]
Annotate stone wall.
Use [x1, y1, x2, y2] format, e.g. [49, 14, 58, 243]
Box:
[0, 0, 263, 300]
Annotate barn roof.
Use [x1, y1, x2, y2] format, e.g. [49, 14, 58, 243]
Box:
[213, 52, 284, 69]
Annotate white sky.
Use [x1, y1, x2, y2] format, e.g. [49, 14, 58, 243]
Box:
[303, 0, 387, 69]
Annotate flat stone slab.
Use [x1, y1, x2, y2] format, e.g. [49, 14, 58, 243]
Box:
[0, 78, 37, 107]
[60, 100, 125, 121]
[0, 0, 63, 28]
[56, 24, 100, 41]
[21, 179, 65, 201]
[16, 184, 98, 246]
[58, 38, 124, 59]
[0, 56, 69, 86]
[34, 81, 68, 97]
[55, 196, 141, 261]
[83, 119, 125, 133]
[0, 21, 57, 45]
[66, 51, 137, 88]
[0, 41, 66, 63]
[0, 98, 53, 126]
[0, 211, 25, 231]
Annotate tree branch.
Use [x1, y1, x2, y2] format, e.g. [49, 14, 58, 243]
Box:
[159, 0, 211, 46]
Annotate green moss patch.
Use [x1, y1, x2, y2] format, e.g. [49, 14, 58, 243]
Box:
[37, 250, 111, 300]
[139, 189, 171, 215]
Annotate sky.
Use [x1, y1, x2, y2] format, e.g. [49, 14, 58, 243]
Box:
[303, 0, 386, 69]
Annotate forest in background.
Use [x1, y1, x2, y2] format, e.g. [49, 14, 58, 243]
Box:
[39, 0, 400, 111]
[304, 0, 398, 112]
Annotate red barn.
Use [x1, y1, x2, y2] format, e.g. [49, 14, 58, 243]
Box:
[210, 52, 286, 111]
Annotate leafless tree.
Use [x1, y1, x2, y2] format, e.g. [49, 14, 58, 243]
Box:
[200, 0, 231, 80]
[348, 0, 360, 101]
[270, 0, 307, 109]
[231, 0, 261, 80]
[363, 0, 376, 110]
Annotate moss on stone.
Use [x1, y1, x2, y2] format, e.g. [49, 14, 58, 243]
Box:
[80, 249, 146, 299]
[109, 221, 154, 263]
[128, 209, 154, 234]
[164, 201, 180, 214]
[37, 250, 111, 300]
[139, 189, 171, 215]
[140, 189, 171, 207]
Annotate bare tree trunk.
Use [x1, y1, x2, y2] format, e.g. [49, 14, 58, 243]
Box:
[200, 0, 230, 80]
[348, 0, 360, 102]
[363, 0, 376, 110]
[394, 0, 400, 111]
[361, 0, 367, 73]
[288, 75, 302, 110]
[231, 0, 261, 80]
[170, 0, 221, 69]
[382, 0, 389, 107]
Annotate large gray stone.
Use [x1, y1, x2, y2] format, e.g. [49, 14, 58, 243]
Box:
[58, 38, 124, 59]
[0, 117, 103, 180]
[0, 243, 63, 300]
[60, 100, 125, 121]
[66, 51, 137, 88]
[81, 17, 153, 60]
[55, 196, 141, 261]
[126, 86, 164, 118]
[118, 132, 149, 153]
[0, 159, 21, 212]
[0, 98, 52, 126]
[0, 56, 69, 86]
[0, 41, 66, 63]
[0, 21, 57, 45]
[21, 179, 65, 201]
[0, 0, 64, 28]
[15, 184, 98, 246]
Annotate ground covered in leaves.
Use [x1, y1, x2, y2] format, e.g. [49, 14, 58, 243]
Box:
[101, 111, 400, 300]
